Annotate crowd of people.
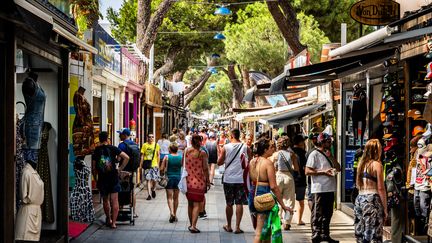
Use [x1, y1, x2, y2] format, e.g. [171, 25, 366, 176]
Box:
[90, 125, 388, 242]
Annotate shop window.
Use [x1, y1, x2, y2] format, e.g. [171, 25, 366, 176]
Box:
[107, 100, 114, 141]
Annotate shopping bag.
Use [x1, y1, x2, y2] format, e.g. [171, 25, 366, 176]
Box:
[178, 167, 188, 194]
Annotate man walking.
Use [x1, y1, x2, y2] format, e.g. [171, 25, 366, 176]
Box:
[217, 128, 249, 234]
[117, 128, 140, 218]
[140, 134, 160, 200]
[305, 133, 341, 243]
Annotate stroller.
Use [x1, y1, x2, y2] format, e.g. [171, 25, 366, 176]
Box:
[117, 171, 135, 225]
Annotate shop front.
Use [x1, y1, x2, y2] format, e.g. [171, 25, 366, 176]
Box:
[0, 0, 97, 242]
[122, 47, 143, 144]
[143, 82, 163, 141]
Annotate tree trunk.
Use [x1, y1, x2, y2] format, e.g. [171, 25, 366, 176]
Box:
[223, 64, 243, 109]
[136, 0, 151, 51]
[141, 0, 174, 57]
[184, 71, 211, 107]
[266, 0, 306, 55]
[172, 70, 185, 82]
[152, 47, 182, 82]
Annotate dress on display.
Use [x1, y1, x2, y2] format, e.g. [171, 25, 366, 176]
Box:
[22, 79, 46, 162]
[15, 163, 44, 241]
[15, 118, 25, 211]
[37, 122, 54, 223]
[70, 161, 95, 222]
[72, 89, 94, 157]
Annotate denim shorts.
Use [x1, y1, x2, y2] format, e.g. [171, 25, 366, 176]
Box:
[248, 185, 271, 214]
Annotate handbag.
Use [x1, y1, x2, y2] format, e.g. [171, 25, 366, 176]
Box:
[143, 142, 157, 170]
[158, 173, 169, 188]
[178, 148, 188, 194]
[253, 158, 276, 212]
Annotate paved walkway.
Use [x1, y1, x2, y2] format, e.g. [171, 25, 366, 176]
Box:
[75, 179, 355, 243]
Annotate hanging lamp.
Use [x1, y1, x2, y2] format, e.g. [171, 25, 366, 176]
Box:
[214, 6, 231, 15]
[211, 53, 221, 58]
[213, 33, 226, 40]
[208, 67, 218, 74]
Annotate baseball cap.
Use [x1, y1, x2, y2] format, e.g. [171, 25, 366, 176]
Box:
[408, 109, 424, 120]
[412, 125, 425, 136]
[383, 114, 398, 127]
[117, 128, 131, 136]
[384, 96, 397, 113]
[384, 137, 398, 152]
[317, 133, 332, 143]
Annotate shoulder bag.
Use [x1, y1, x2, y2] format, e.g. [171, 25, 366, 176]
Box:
[178, 148, 188, 194]
[222, 144, 244, 182]
[253, 158, 276, 212]
[142, 142, 157, 170]
[279, 151, 295, 176]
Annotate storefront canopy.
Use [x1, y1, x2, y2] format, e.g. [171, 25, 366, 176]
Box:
[235, 100, 315, 123]
[265, 47, 397, 95]
[259, 103, 326, 126]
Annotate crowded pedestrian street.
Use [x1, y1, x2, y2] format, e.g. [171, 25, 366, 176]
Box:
[3, 1, 432, 243]
[74, 179, 355, 243]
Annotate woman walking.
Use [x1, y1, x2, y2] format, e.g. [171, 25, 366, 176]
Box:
[249, 138, 293, 243]
[272, 136, 299, 230]
[177, 131, 188, 154]
[160, 143, 182, 223]
[185, 134, 210, 233]
[354, 139, 387, 242]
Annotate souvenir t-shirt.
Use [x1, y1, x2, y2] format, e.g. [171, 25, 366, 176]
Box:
[141, 142, 160, 167]
[415, 151, 430, 191]
[92, 145, 122, 185]
[306, 150, 336, 193]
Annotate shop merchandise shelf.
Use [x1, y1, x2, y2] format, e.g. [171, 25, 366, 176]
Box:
[412, 86, 427, 89]
[412, 102, 427, 105]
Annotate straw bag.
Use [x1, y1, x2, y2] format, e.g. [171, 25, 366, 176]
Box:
[253, 159, 275, 212]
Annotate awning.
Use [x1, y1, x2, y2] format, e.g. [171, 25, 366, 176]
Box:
[93, 66, 128, 88]
[267, 48, 397, 95]
[259, 103, 325, 126]
[53, 23, 98, 54]
[235, 100, 315, 122]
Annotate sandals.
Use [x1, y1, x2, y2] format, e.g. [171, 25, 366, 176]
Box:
[234, 229, 244, 234]
[223, 225, 233, 233]
[188, 226, 200, 233]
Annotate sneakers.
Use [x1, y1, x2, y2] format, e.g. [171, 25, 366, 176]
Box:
[199, 211, 208, 219]
[169, 215, 175, 223]
[151, 190, 156, 198]
[146, 195, 152, 200]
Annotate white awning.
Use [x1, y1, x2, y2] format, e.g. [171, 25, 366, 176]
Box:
[93, 67, 128, 88]
[235, 100, 315, 123]
[259, 103, 327, 126]
[329, 26, 395, 58]
[53, 23, 98, 54]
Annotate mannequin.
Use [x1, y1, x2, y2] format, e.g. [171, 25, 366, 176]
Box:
[72, 86, 95, 157]
[15, 161, 44, 241]
[351, 83, 367, 146]
[414, 138, 431, 234]
[22, 72, 46, 163]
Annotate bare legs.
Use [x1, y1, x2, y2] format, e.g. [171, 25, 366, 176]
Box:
[297, 200, 305, 224]
[103, 193, 119, 229]
[166, 189, 180, 217]
[147, 180, 156, 198]
[254, 214, 270, 243]
[225, 204, 244, 232]
[209, 163, 216, 184]
[188, 201, 200, 230]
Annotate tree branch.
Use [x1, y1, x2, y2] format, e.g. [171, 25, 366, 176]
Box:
[266, 0, 306, 55]
[184, 71, 211, 106]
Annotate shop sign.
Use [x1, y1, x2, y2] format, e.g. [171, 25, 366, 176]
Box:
[94, 24, 121, 74]
[350, 0, 400, 26]
[345, 150, 356, 189]
[146, 83, 163, 107]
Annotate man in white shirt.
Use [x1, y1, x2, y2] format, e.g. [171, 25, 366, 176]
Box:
[217, 128, 249, 234]
[305, 133, 340, 243]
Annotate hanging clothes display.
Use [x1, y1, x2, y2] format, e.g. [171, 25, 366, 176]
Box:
[36, 122, 54, 223]
[15, 163, 44, 241]
[72, 87, 94, 157]
[351, 83, 367, 145]
[22, 75, 46, 162]
[15, 118, 25, 211]
[70, 159, 95, 222]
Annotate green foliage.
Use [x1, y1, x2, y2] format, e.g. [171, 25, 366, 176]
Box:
[290, 0, 358, 42]
[297, 12, 330, 63]
[107, 0, 138, 44]
[186, 69, 233, 115]
[224, 3, 287, 76]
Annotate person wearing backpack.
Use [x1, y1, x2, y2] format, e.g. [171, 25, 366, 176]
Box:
[92, 131, 129, 229]
[117, 128, 140, 218]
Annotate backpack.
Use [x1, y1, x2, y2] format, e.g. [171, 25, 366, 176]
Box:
[123, 141, 141, 172]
